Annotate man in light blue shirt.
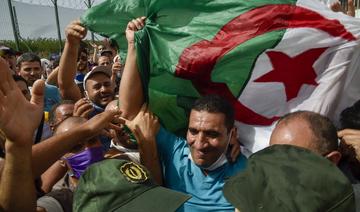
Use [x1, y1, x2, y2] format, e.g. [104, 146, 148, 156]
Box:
[120, 18, 247, 211]
[155, 96, 247, 211]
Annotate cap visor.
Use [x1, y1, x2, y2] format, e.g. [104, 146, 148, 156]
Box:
[115, 186, 190, 212]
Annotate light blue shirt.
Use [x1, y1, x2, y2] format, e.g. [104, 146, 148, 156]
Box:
[156, 127, 247, 212]
[44, 83, 61, 112]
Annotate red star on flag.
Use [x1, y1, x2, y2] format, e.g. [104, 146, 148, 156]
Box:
[254, 48, 328, 101]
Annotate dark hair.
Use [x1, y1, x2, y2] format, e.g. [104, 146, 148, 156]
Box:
[109, 39, 119, 51]
[278, 111, 338, 155]
[340, 100, 360, 130]
[78, 41, 89, 61]
[12, 75, 28, 86]
[192, 95, 234, 130]
[16, 52, 41, 68]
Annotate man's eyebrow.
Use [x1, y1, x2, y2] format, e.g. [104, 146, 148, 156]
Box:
[203, 130, 221, 136]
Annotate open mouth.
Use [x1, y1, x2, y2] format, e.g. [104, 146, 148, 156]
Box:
[100, 94, 113, 101]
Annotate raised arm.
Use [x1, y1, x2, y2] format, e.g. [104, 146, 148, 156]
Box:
[31, 109, 122, 177]
[127, 104, 162, 185]
[58, 20, 86, 101]
[119, 17, 146, 120]
[0, 57, 44, 211]
[45, 66, 59, 86]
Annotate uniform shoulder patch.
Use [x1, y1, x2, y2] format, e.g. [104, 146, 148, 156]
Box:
[120, 161, 149, 183]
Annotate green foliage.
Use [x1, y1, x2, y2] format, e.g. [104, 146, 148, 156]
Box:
[0, 38, 64, 58]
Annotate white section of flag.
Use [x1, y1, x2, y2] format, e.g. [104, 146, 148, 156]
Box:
[238, 0, 360, 156]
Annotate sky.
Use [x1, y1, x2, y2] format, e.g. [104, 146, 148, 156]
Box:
[13, 0, 105, 10]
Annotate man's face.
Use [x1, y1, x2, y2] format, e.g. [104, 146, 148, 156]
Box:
[77, 52, 88, 73]
[85, 73, 114, 107]
[18, 61, 42, 86]
[269, 118, 314, 150]
[98, 45, 105, 52]
[98, 56, 111, 67]
[2, 54, 16, 73]
[52, 104, 75, 129]
[15, 80, 31, 101]
[102, 52, 113, 61]
[187, 110, 231, 168]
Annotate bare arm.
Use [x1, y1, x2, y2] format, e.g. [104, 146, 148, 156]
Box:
[0, 140, 35, 211]
[32, 109, 122, 177]
[0, 57, 44, 211]
[58, 20, 86, 101]
[45, 66, 59, 86]
[128, 104, 163, 185]
[119, 17, 146, 120]
[90, 42, 99, 64]
[40, 160, 67, 193]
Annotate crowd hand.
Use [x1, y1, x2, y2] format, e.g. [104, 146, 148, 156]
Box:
[65, 20, 87, 45]
[112, 61, 123, 76]
[227, 129, 241, 163]
[73, 98, 94, 119]
[338, 129, 360, 161]
[89, 42, 98, 49]
[330, 1, 342, 12]
[80, 110, 123, 140]
[0, 57, 44, 146]
[330, 0, 355, 17]
[347, 0, 355, 17]
[126, 17, 146, 45]
[125, 104, 160, 142]
[109, 125, 130, 145]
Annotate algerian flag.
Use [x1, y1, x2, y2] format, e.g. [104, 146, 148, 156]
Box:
[82, 0, 360, 155]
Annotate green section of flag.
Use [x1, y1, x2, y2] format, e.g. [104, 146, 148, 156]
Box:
[81, 0, 296, 133]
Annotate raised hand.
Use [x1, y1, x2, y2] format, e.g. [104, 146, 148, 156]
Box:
[65, 20, 87, 45]
[125, 17, 146, 45]
[338, 129, 360, 161]
[330, 0, 342, 12]
[73, 98, 94, 119]
[79, 110, 123, 140]
[130, 104, 160, 142]
[0, 57, 44, 145]
[347, 0, 355, 17]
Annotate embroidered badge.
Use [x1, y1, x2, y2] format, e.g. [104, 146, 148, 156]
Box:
[120, 162, 148, 183]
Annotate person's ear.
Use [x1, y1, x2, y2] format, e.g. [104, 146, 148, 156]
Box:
[84, 90, 89, 98]
[325, 151, 342, 165]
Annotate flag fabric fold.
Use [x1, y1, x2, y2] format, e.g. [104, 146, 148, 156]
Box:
[82, 0, 360, 155]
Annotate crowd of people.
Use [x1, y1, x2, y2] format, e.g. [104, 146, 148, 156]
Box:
[0, 0, 360, 211]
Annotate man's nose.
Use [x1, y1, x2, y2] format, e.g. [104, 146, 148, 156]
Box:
[193, 133, 207, 149]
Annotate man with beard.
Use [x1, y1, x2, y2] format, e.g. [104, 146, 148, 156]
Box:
[58, 20, 116, 150]
[58, 20, 115, 114]
[17, 52, 61, 112]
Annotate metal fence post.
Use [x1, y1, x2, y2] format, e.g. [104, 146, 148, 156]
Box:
[7, 0, 20, 50]
[51, 0, 62, 53]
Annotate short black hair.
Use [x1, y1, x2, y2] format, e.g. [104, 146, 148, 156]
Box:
[12, 75, 28, 86]
[278, 111, 338, 155]
[191, 95, 234, 130]
[16, 52, 41, 68]
[340, 100, 360, 130]
[109, 39, 119, 51]
[49, 100, 75, 125]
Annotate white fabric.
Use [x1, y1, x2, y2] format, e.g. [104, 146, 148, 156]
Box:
[37, 196, 64, 212]
[110, 140, 140, 163]
[238, 0, 360, 156]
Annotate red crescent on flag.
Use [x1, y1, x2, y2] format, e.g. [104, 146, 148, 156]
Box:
[175, 4, 356, 126]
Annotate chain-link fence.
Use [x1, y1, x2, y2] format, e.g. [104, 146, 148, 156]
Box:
[0, 0, 104, 52]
